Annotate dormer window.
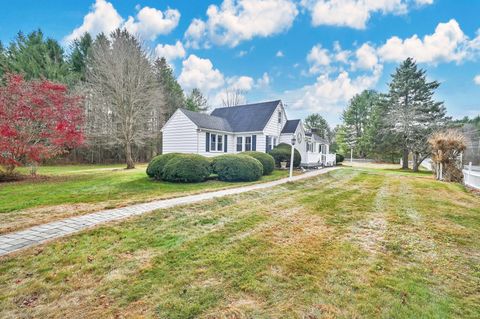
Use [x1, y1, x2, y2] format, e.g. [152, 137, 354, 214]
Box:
[278, 111, 282, 123]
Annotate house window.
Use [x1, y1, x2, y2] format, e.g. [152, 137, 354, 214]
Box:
[236, 137, 243, 152]
[318, 144, 322, 153]
[266, 136, 272, 152]
[245, 136, 252, 151]
[209, 133, 224, 152]
[278, 111, 282, 123]
[210, 134, 216, 151]
[273, 137, 277, 146]
[307, 142, 313, 152]
[217, 135, 223, 151]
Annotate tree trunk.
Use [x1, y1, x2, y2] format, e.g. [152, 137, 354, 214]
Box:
[125, 142, 135, 169]
[402, 148, 409, 169]
[412, 152, 419, 172]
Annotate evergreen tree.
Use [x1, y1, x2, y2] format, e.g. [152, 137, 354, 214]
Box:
[153, 57, 185, 121]
[304, 113, 331, 141]
[69, 32, 93, 82]
[342, 90, 379, 157]
[386, 58, 449, 171]
[0, 30, 70, 83]
[363, 94, 402, 162]
[185, 88, 208, 112]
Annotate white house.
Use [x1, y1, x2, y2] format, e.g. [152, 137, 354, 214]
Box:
[161, 100, 336, 166]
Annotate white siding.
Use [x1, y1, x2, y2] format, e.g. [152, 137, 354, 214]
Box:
[262, 103, 287, 152]
[197, 131, 234, 157]
[162, 110, 199, 154]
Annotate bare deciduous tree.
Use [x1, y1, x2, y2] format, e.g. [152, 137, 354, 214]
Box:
[86, 29, 163, 169]
[221, 88, 246, 107]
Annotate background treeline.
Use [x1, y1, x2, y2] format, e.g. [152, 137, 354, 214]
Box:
[0, 29, 207, 165]
[332, 58, 480, 169]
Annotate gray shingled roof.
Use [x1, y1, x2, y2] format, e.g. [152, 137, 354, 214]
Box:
[281, 119, 300, 133]
[180, 109, 232, 132]
[210, 100, 281, 132]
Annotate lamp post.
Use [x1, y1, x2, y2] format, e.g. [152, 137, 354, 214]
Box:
[289, 136, 296, 179]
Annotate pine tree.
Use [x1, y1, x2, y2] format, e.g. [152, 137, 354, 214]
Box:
[1, 30, 70, 83]
[185, 88, 208, 112]
[342, 90, 379, 157]
[386, 58, 449, 171]
[304, 113, 331, 141]
[69, 32, 93, 82]
[153, 57, 185, 121]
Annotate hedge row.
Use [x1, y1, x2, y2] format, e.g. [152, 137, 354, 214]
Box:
[147, 151, 275, 183]
[267, 143, 301, 167]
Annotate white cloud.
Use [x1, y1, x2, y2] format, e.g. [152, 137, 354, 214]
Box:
[178, 55, 225, 93]
[276, 50, 284, 57]
[353, 43, 378, 69]
[256, 72, 271, 87]
[301, 0, 409, 29]
[474, 75, 480, 85]
[333, 42, 351, 63]
[237, 50, 248, 57]
[285, 65, 382, 114]
[227, 76, 255, 91]
[64, 0, 123, 43]
[184, 19, 208, 49]
[64, 0, 179, 43]
[124, 7, 180, 41]
[415, 0, 433, 5]
[154, 41, 186, 62]
[184, 0, 298, 48]
[307, 44, 331, 74]
[377, 19, 471, 64]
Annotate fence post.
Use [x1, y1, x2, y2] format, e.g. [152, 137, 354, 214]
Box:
[466, 162, 472, 186]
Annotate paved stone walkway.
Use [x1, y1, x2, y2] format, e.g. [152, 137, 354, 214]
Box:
[0, 167, 338, 257]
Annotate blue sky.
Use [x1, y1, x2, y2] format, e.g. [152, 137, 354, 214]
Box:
[1, 0, 479, 125]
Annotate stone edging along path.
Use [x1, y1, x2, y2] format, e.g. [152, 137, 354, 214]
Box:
[0, 167, 339, 257]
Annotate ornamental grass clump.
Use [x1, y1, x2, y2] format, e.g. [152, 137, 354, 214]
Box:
[429, 130, 466, 182]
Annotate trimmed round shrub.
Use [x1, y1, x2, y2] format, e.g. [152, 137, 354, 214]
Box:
[161, 154, 211, 183]
[212, 154, 263, 182]
[242, 151, 275, 175]
[146, 153, 181, 179]
[268, 143, 301, 167]
[336, 153, 345, 163]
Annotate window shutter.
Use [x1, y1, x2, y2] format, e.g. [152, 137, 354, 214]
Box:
[224, 135, 228, 152]
[252, 135, 256, 151]
[206, 132, 210, 152]
[266, 136, 269, 152]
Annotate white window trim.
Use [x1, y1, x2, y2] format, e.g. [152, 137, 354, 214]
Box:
[244, 135, 252, 152]
[210, 133, 224, 152]
[236, 136, 243, 152]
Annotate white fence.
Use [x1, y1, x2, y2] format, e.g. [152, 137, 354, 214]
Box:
[463, 163, 480, 190]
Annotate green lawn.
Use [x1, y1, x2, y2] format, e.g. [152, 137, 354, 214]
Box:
[0, 167, 478, 318]
[0, 164, 289, 234]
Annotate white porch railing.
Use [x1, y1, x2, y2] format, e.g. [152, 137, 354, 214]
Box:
[324, 153, 336, 166]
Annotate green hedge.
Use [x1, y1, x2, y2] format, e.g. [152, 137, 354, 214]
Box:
[161, 154, 211, 183]
[212, 154, 263, 182]
[268, 143, 301, 167]
[336, 153, 345, 163]
[242, 151, 275, 175]
[146, 153, 181, 179]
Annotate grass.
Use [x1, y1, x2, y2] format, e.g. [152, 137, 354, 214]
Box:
[0, 164, 289, 234]
[0, 167, 479, 318]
